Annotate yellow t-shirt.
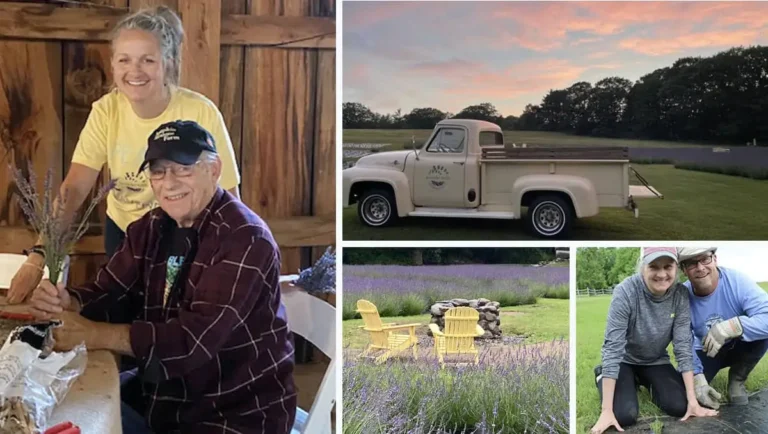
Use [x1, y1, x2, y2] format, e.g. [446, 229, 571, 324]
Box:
[71, 87, 241, 232]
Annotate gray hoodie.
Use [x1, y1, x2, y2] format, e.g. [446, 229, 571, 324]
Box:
[600, 273, 694, 380]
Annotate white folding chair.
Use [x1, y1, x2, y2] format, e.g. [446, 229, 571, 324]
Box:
[282, 289, 336, 434]
[0, 253, 69, 290]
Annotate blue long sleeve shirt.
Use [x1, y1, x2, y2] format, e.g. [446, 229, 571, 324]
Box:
[686, 267, 768, 374]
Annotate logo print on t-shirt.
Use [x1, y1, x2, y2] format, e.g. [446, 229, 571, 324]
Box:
[164, 255, 185, 307]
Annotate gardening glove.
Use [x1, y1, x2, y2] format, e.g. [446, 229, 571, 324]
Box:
[7, 254, 45, 304]
[694, 373, 721, 409]
[703, 317, 743, 358]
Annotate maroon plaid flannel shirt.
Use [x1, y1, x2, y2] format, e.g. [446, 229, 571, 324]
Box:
[69, 188, 296, 433]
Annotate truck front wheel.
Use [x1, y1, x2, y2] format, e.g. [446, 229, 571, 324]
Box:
[526, 195, 572, 238]
[358, 189, 398, 227]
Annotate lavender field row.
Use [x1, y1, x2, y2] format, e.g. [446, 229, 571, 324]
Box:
[629, 146, 768, 170]
[343, 340, 569, 434]
[342, 265, 570, 319]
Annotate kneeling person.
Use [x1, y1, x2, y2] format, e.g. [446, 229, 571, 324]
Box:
[30, 120, 296, 433]
[679, 247, 768, 408]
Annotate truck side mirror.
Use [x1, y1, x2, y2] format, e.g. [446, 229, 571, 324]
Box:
[412, 135, 420, 160]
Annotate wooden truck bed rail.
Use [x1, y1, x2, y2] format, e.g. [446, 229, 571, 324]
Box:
[481, 146, 629, 160]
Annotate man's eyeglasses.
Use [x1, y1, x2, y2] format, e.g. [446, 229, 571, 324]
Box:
[146, 161, 201, 180]
[681, 254, 714, 270]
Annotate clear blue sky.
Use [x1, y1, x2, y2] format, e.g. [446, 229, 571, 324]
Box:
[343, 1, 768, 117]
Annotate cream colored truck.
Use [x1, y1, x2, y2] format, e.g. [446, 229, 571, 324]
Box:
[342, 119, 660, 238]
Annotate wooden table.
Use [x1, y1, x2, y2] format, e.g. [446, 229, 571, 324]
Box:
[0, 299, 121, 434]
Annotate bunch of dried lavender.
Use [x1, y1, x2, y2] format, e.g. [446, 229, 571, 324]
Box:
[294, 246, 336, 294]
[10, 162, 114, 285]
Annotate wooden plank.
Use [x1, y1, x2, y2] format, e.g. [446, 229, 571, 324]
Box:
[62, 0, 124, 288]
[0, 227, 103, 255]
[0, 3, 124, 41]
[0, 40, 63, 227]
[179, 0, 221, 104]
[310, 0, 335, 264]
[222, 15, 335, 48]
[0, 215, 334, 255]
[130, 0, 178, 12]
[218, 0, 247, 169]
[63, 0, 125, 238]
[243, 0, 315, 275]
[0, 4, 335, 48]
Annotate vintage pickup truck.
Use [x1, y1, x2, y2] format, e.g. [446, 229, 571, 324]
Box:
[342, 119, 660, 238]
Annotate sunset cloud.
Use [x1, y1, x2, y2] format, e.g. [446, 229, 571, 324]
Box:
[343, 1, 768, 116]
[619, 29, 763, 56]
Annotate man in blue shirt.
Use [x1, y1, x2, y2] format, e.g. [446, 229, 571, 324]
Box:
[678, 247, 768, 409]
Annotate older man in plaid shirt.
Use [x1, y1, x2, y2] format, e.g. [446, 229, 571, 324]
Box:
[29, 120, 296, 434]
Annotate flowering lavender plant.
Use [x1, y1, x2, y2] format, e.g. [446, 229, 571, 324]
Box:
[294, 247, 336, 294]
[11, 163, 114, 285]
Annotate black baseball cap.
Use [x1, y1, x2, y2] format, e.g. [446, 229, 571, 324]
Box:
[138, 120, 217, 173]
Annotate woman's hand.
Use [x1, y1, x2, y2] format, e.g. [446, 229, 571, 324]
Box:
[7, 254, 45, 304]
[590, 410, 624, 434]
[681, 401, 718, 421]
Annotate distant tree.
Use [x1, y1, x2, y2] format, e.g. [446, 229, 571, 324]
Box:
[576, 247, 640, 290]
[455, 103, 503, 124]
[403, 107, 448, 129]
[343, 102, 375, 128]
[500, 115, 518, 131]
[565, 81, 594, 134]
[516, 104, 543, 130]
[588, 77, 633, 137]
[538, 89, 570, 131]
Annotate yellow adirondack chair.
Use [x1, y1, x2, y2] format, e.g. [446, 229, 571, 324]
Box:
[428, 306, 484, 368]
[356, 299, 419, 364]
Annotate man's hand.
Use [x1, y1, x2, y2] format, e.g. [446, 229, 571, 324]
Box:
[681, 401, 718, 421]
[590, 409, 624, 434]
[694, 373, 722, 409]
[703, 317, 743, 357]
[29, 280, 75, 320]
[52, 311, 97, 352]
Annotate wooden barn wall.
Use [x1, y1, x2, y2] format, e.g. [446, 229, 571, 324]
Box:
[0, 0, 336, 288]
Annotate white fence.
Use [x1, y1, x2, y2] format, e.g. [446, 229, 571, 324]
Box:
[576, 288, 614, 297]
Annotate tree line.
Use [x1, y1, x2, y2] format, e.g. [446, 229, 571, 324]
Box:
[343, 248, 556, 265]
[343, 102, 518, 131]
[576, 248, 640, 291]
[345, 46, 768, 145]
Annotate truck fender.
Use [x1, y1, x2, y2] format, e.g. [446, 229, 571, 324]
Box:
[342, 167, 415, 216]
[512, 174, 599, 218]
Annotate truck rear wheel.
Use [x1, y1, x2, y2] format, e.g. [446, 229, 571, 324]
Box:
[526, 195, 572, 238]
[358, 189, 398, 227]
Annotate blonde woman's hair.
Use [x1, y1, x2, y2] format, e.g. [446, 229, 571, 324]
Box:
[111, 6, 184, 86]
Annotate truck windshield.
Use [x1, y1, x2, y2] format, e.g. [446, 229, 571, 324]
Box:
[479, 131, 504, 146]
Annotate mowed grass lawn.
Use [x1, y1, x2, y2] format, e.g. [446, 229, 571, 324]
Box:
[343, 298, 568, 350]
[343, 163, 768, 240]
[576, 296, 768, 434]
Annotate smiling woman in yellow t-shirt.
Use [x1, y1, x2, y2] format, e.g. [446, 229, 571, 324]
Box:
[7, 6, 240, 304]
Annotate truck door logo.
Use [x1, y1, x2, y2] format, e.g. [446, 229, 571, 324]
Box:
[426, 165, 450, 189]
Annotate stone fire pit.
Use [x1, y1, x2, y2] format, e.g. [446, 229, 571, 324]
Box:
[428, 298, 502, 339]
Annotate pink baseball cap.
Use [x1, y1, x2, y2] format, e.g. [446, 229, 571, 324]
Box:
[642, 247, 678, 265]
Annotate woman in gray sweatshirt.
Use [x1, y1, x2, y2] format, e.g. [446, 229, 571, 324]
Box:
[590, 247, 718, 434]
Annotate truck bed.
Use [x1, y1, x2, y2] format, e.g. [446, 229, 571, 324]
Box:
[481, 146, 629, 160]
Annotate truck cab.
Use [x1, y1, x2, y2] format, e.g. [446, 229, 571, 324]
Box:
[343, 119, 653, 238]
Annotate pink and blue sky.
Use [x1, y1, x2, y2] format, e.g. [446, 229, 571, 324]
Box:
[343, 1, 768, 117]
